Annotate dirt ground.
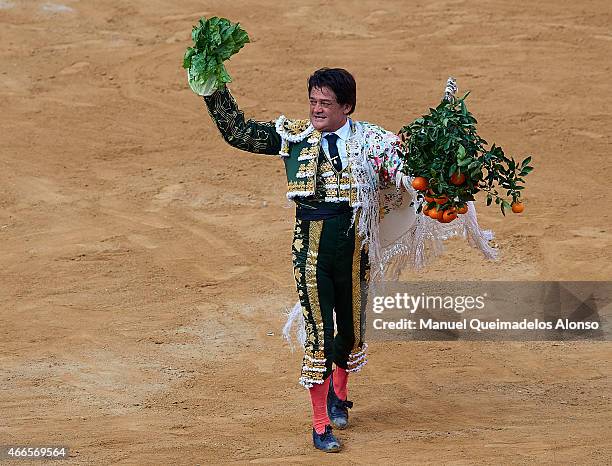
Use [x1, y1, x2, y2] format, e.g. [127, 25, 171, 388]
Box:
[1, 0, 611, 464]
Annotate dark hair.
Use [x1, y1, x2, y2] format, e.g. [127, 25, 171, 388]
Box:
[307, 68, 356, 115]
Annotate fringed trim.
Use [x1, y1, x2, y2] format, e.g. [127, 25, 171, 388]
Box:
[347, 360, 368, 373]
[347, 352, 367, 365]
[379, 198, 499, 280]
[304, 353, 327, 364]
[324, 183, 351, 189]
[349, 123, 383, 266]
[464, 201, 499, 260]
[299, 376, 326, 389]
[348, 343, 368, 360]
[302, 365, 326, 372]
[298, 153, 317, 161]
[380, 216, 430, 277]
[287, 190, 316, 199]
[347, 344, 368, 373]
[296, 171, 315, 179]
[324, 196, 350, 202]
[299, 349, 328, 389]
[321, 171, 335, 178]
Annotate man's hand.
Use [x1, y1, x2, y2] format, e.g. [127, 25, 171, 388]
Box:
[398, 174, 411, 192]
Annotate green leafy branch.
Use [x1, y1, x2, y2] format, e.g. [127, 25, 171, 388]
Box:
[398, 92, 534, 216]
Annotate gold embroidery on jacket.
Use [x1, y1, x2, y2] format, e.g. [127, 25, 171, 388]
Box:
[296, 157, 318, 178]
[283, 118, 311, 136]
[298, 145, 319, 161]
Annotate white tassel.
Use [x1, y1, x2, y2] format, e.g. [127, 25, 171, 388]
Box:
[444, 76, 458, 103]
[282, 301, 305, 350]
[380, 199, 499, 279]
[349, 124, 384, 276]
[463, 201, 499, 260]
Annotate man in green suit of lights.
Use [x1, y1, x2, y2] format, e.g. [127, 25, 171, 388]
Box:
[195, 67, 413, 452]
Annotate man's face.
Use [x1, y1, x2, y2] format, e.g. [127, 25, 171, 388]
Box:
[309, 86, 351, 132]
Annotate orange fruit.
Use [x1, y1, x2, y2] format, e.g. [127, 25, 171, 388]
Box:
[443, 210, 458, 222]
[457, 204, 468, 214]
[412, 177, 429, 191]
[434, 194, 448, 205]
[424, 195, 435, 203]
[428, 207, 439, 219]
[450, 172, 466, 185]
[511, 202, 524, 213]
[436, 209, 445, 222]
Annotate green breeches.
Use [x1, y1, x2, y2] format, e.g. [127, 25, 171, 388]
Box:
[292, 211, 370, 389]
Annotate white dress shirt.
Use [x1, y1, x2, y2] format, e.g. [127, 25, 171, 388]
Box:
[321, 118, 351, 170]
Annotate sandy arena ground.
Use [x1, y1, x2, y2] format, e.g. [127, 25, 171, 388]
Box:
[1, 0, 611, 464]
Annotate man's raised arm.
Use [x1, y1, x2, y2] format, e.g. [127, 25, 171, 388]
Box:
[204, 86, 282, 156]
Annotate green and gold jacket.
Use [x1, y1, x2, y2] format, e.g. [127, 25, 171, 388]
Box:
[204, 87, 404, 206]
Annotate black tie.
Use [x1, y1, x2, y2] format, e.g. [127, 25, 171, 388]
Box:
[324, 133, 343, 172]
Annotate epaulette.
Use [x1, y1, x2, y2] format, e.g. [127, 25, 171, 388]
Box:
[275, 115, 314, 142]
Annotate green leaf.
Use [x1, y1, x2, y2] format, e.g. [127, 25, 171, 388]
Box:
[185, 16, 250, 95]
[183, 47, 196, 68]
[218, 65, 232, 84]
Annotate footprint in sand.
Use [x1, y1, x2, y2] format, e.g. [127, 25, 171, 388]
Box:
[149, 184, 187, 210]
[570, 129, 605, 140]
[16, 176, 70, 206]
[59, 61, 90, 76]
[126, 234, 160, 250]
[165, 30, 191, 44]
